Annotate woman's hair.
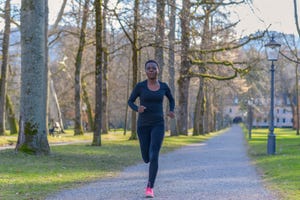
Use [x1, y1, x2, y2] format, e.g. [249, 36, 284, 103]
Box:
[145, 60, 159, 68]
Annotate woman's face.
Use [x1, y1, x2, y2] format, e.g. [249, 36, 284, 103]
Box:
[145, 63, 159, 80]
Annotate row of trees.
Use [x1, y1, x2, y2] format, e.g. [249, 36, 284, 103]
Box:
[1, 0, 300, 155]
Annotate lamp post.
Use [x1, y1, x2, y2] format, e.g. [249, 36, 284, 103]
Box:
[247, 98, 254, 139]
[265, 35, 281, 155]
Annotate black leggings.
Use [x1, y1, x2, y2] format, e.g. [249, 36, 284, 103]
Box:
[137, 125, 165, 188]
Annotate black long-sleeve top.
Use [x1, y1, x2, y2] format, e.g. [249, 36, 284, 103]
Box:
[128, 80, 175, 127]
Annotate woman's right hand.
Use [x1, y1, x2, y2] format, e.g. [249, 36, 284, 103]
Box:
[138, 105, 146, 113]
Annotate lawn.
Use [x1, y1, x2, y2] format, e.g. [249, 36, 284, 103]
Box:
[0, 130, 222, 200]
[0, 129, 92, 147]
[243, 126, 300, 200]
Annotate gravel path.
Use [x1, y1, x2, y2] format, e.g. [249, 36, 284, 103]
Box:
[46, 125, 279, 200]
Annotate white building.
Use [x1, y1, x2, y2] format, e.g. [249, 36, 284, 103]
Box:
[223, 96, 293, 128]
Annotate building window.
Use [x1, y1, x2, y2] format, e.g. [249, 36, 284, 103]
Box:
[277, 118, 280, 123]
[283, 118, 286, 123]
[229, 108, 232, 113]
[264, 118, 267, 123]
[234, 97, 239, 104]
[283, 109, 286, 114]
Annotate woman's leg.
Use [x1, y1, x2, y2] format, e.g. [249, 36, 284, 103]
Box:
[137, 126, 151, 163]
[147, 124, 165, 188]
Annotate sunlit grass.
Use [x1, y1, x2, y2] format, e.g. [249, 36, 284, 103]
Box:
[0, 129, 222, 200]
[243, 125, 300, 200]
[0, 129, 94, 147]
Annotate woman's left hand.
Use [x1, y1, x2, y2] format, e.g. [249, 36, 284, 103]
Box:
[167, 111, 175, 119]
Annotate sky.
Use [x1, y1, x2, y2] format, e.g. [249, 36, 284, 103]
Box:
[233, 0, 298, 36]
[0, 0, 299, 36]
[0, 0, 64, 28]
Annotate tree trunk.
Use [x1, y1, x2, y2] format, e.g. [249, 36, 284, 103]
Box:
[101, 0, 109, 134]
[113, 0, 140, 139]
[177, 0, 190, 135]
[53, 0, 67, 29]
[296, 63, 299, 135]
[193, 76, 205, 135]
[16, 0, 50, 155]
[292, 0, 300, 134]
[204, 85, 211, 133]
[49, 79, 64, 133]
[93, 0, 103, 146]
[168, 0, 177, 136]
[74, 0, 90, 135]
[129, 0, 140, 140]
[156, 0, 168, 130]
[47, 0, 68, 133]
[124, 66, 131, 135]
[155, 0, 165, 80]
[193, 5, 211, 135]
[82, 79, 94, 131]
[6, 94, 18, 134]
[48, 0, 67, 36]
[0, 0, 11, 135]
[209, 90, 216, 132]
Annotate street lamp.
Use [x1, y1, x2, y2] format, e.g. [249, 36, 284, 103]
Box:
[265, 35, 281, 155]
[247, 98, 254, 139]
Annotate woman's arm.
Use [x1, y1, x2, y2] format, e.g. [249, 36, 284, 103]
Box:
[164, 83, 175, 118]
[128, 85, 139, 112]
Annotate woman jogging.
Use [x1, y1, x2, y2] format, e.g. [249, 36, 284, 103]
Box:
[128, 60, 175, 198]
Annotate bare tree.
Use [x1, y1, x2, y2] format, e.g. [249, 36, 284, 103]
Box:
[52, 0, 68, 32]
[48, 79, 65, 133]
[93, 0, 103, 146]
[193, 4, 211, 135]
[155, 0, 165, 80]
[177, 0, 191, 135]
[129, 0, 140, 140]
[6, 94, 18, 134]
[113, 0, 141, 140]
[74, 0, 90, 135]
[16, 0, 50, 154]
[167, 0, 177, 136]
[177, 0, 265, 135]
[292, 0, 300, 135]
[0, 0, 11, 135]
[101, 0, 109, 134]
[280, 33, 300, 135]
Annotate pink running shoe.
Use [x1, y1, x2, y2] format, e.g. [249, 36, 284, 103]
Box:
[145, 187, 154, 198]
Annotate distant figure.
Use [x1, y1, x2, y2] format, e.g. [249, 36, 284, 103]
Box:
[128, 60, 175, 198]
[49, 121, 61, 136]
[233, 116, 242, 124]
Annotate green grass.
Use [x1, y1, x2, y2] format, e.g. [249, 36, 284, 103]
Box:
[0, 130, 222, 200]
[243, 126, 300, 200]
[0, 129, 92, 147]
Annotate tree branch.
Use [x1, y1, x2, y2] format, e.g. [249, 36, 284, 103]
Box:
[189, 30, 267, 54]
